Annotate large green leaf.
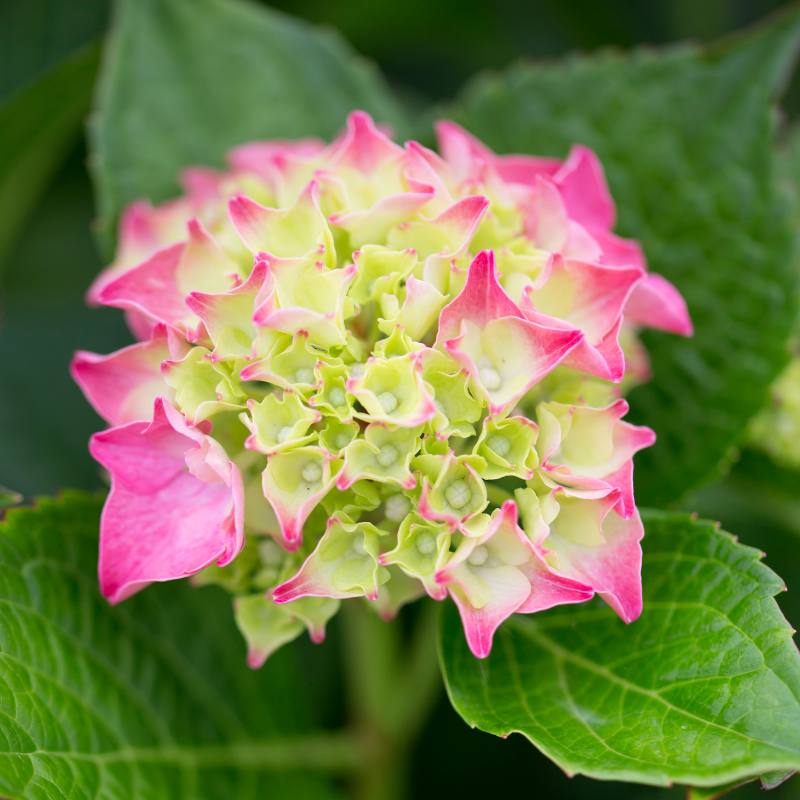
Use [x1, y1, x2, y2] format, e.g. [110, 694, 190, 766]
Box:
[443, 10, 800, 506]
[439, 510, 800, 790]
[0, 492, 357, 799]
[90, 0, 408, 256]
[0, 44, 99, 268]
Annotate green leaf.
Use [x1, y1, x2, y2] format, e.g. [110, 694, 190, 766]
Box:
[439, 510, 800, 789]
[442, 10, 800, 506]
[0, 492, 358, 799]
[90, 0, 408, 256]
[0, 44, 99, 268]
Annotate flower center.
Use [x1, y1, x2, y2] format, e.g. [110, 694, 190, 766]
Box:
[415, 530, 437, 556]
[277, 425, 293, 443]
[335, 433, 351, 449]
[377, 391, 398, 414]
[295, 368, 314, 384]
[328, 386, 346, 407]
[301, 462, 322, 483]
[487, 434, 510, 457]
[444, 479, 471, 510]
[385, 494, 410, 522]
[468, 545, 489, 566]
[350, 362, 365, 378]
[479, 367, 501, 391]
[376, 444, 398, 468]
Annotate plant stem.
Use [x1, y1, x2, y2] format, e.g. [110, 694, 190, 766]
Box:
[341, 599, 442, 800]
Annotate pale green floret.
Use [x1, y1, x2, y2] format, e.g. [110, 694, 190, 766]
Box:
[377, 444, 398, 467]
[385, 494, 411, 522]
[251, 331, 342, 396]
[310, 362, 352, 420]
[162, 346, 246, 423]
[350, 352, 434, 426]
[349, 245, 417, 305]
[467, 545, 489, 566]
[302, 462, 323, 483]
[474, 416, 539, 480]
[413, 453, 489, 523]
[339, 424, 423, 487]
[380, 514, 451, 596]
[314, 517, 390, 597]
[478, 367, 502, 391]
[444, 479, 471, 510]
[243, 389, 319, 454]
[319, 417, 359, 456]
[421, 352, 482, 440]
[373, 325, 423, 360]
[415, 530, 437, 555]
[378, 391, 399, 414]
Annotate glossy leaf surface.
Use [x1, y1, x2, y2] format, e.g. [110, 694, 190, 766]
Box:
[90, 0, 408, 254]
[0, 492, 352, 799]
[440, 510, 800, 789]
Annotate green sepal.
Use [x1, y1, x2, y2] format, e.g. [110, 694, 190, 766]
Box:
[319, 417, 360, 456]
[242, 388, 321, 454]
[422, 353, 483, 440]
[380, 513, 450, 599]
[372, 324, 423, 359]
[349, 245, 416, 305]
[372, 566, 426, 620]
[249, 331, 342, 397]
[473, 415, 539, 480]
[339, 423, 423, 489]
[234, 593, 305, 668]
[162, 346, 246, 423]
[309, 361, 354, 420]
[321, 480, 382, 519]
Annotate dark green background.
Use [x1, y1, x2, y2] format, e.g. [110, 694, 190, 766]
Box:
[2, 2, 800, 798]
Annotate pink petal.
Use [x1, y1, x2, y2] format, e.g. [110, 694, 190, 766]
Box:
[70, 323, 179, 426]
[560, 315, 626, 383]
[436, 249, 523, 343]
[516, 555, 595, 614]
[228, 180, 329, 258]
[492, 153, 562, 186]
[525, 254, 643, 345]
[98, 220, 234, 338]
[624, 272, 694, 336]
[448, 574, 530, 659]
[553, 144, 616, 231]
[98, 242, 187, 328]
[592, 228, 648, 271]
[328, 111, 405, 173]
[330, 188, 434, 246]
[186, 259, 269, 358]
[87, 198, 190, 305]
[530, 176, 569, 253]
[434, 120, 494, 182]
[227, 138, 327, 182]
[550, 509, 644, 624]
[89, 397, 244, 604]
[605, 419, 657, 518]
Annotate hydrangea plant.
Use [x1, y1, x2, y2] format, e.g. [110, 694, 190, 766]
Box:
[72, 111, 691, 663]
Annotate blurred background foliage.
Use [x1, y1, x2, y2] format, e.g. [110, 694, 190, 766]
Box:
[2, 1, 800, 798]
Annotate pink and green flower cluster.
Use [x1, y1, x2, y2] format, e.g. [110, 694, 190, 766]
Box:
[72, 112, 691, 662]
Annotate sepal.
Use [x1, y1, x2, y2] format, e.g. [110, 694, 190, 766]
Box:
[273, 515, 389, 602]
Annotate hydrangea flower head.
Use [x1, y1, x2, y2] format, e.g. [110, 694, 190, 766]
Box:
[73, 111, 691, 660]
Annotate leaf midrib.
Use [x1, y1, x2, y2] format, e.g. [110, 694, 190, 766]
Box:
[20, 733, 361, 772]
